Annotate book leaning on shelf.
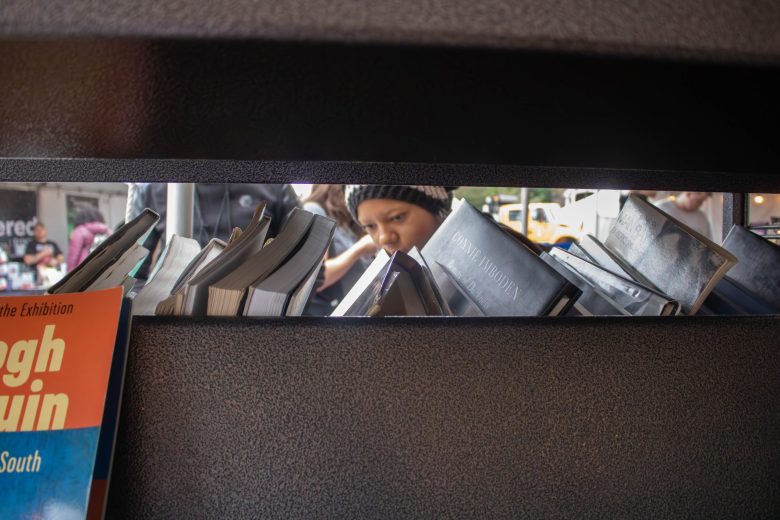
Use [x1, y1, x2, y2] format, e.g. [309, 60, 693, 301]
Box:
[207, 207, 316, 316]
[176, 203, 271, 316]
[421, 199, 581, 316]
[48, 209, 159, 295]
[131, 234, 201, 316]
[549, 246, 680, 316]
[0, 287, 129, 520]
[539, 251, 629, 316]
[241, 213, 336, 317]
[154, 238, 227, 316]
[603, 194, 738, 315]
[701, 225, 780, 314]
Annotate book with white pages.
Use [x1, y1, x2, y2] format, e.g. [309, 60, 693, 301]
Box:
[603, 194, 737, 314]
[209, 208, 316, 316]
[180, 204, 270, 316]
[132, 235, 201, 316]
[331, 250, 390, 316]
[243, 214, 336, 317]
[169, 238, 227, 296]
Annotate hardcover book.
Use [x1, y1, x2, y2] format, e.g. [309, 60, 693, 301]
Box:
[721, 225, 780, 310]
[0, 287, 124, 520]
[421, 199, 580, 316]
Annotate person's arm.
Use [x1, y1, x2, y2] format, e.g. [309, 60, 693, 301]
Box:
[23, 242, 45, 266]
[317, 234, 377, 292]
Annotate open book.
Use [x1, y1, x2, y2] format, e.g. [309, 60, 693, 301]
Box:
[603, 194, 737, 314]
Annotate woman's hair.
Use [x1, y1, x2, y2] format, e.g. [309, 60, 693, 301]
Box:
[73, 207, 105, 228]
[304, 185, 363, 236]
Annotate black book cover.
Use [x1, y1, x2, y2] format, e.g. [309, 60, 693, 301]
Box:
[244, 215, 336, 316]
[540, 252, 628, 316]
[421, 200, 580, 316]
[722, 225, 780, 309]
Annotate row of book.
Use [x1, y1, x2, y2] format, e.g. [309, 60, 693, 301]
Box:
[334, 195, 779, 317]
[50, 195, 779, 317]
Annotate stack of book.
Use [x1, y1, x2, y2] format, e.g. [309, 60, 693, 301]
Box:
[543, 194, 738, 316]
[145, 205, 336, 317]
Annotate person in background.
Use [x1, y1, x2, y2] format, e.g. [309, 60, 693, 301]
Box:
[302, 185, 378, 315]
[67, 207, 112, 272]
[0, 246, 8, 291]
[619, 190, 658, 209]
[655, 191, 712, 238]
[345, 185, 454, 255]
[23, 222, 65, 282]
[127, 183, 300, 280]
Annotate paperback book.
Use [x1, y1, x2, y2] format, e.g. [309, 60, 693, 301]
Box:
[0, 287, 125, 520]
[604, 195, 737, 314]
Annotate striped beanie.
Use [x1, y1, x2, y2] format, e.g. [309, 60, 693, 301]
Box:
[345, 185, 455, 221]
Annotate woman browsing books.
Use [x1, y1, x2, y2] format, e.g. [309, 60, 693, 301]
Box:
[345, 185, 454, 255]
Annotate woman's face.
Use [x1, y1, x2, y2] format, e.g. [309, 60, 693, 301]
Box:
[356, 199, 441, 255]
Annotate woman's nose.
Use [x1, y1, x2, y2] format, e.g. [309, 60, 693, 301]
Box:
[377, 225, 397, 248]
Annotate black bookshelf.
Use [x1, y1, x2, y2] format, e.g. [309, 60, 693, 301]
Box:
[1, 1, 779, 518]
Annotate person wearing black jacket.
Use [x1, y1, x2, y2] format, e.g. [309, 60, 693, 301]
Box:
[127, 183, 300, 280]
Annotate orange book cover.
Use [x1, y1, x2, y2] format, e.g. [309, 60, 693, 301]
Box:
[0, 287, 123, 520]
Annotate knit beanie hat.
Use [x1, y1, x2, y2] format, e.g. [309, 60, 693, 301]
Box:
[345, 185, 455, 221]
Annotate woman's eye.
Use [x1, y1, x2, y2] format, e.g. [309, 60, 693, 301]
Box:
[390, 213, 406, 223]
[362, 223, 376, 232]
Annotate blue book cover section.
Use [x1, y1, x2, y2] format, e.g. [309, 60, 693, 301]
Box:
[1, 428, 100, 519]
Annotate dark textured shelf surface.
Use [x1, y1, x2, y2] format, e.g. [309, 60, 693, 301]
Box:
[2, 0, 779, 64]
[3, 158, 780, 192]
[108, 315, 780, 519]
[2, 40, 780, 177]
